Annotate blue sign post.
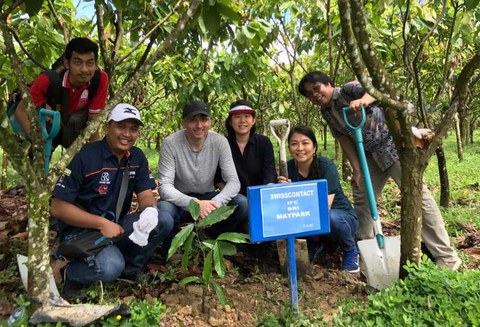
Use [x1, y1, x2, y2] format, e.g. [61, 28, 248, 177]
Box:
[248, 180, 330, 313]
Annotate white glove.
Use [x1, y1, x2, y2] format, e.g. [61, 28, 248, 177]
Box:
[129, 207, 159, 247]
[411, 126, 434, 140]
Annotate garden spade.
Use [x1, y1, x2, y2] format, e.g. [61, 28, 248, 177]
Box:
[342, 107, 400, 290]
[269, 119, 310, 277]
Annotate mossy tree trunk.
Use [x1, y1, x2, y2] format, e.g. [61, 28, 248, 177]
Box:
[0, 0, 202, 307]
[337, 0, 480, 275]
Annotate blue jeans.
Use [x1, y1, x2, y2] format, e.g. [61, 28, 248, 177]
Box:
[158, 192, 249, 241]
[65, 211, 173, 285]
[308, 209, 358, 252]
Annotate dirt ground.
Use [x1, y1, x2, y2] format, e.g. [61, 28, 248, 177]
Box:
[1, 184, 480, 326]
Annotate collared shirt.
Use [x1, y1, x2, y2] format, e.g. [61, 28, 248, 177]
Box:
[30, 70, 109, 115]
[287, 156, 356, 216]
[221, 133, 278, 196]
[321, 81, 398, 171]
[52, 138, 155, 232]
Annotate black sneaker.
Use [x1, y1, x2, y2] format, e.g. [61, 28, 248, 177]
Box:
[60, 267, 84, 302]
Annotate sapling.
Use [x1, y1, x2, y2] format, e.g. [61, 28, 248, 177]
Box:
[168, 199, 249, 311]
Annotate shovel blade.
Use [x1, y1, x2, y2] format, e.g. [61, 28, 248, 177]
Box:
[358, 236, 400, 290]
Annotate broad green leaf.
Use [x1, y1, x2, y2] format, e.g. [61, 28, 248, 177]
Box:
[210, 281, 227, 305]
[213, 242, 226, 278]
[202, 3, 221, 35]
[189, 199, 200, 221]
[25, 0, 44, 17]
[217, 3, 240, 22]
[465, 0, 480, 10]
[179, 276, 202, 286]
[216, 232, 249, 243]
[169, 74, 178, 89]
[242, 25, 255, 39]
[197, 205, 237, 228]
[218, 241, 237, 256]
[202, 240, 215, 249]
[203, 250, 213, 285]
[198, 13, 207, 35]
[181, 232, 195, 271]
[168, 224, 194, 259]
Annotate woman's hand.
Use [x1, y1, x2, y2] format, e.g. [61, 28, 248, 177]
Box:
[277, 176, 291, 183]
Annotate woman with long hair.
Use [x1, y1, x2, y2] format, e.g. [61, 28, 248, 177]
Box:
[278, 125, 359, 273]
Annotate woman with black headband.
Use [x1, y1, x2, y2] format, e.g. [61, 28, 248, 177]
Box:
[215, 99, 277, 196]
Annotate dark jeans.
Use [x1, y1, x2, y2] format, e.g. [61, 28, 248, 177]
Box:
[308, 209, 358, 252]
[157, 192, 249, 242]
[64, 211, 173, 285]
[54, 109, 89, 149]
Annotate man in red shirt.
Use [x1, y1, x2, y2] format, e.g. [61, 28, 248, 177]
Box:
[14, 37, 108, 148]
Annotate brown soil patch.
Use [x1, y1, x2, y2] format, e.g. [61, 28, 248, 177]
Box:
[1, 185, 479, 325]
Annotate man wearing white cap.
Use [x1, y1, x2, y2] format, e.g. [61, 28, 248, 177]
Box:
[51, 103, 173, 300]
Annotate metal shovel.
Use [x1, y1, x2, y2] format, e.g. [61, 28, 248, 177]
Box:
[343, 107, 400, 290]
[269, 119, 310, 277]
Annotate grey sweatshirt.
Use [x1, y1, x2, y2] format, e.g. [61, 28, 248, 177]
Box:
[158, 130, 240, 210]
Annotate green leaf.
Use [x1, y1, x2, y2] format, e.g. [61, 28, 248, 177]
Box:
[168, 224, 194, 259]
[189, 199, 200, 221]
[169, 74, 178, 89]
[210, 280, 227, 306]
[242, 25, 256, 39]
[213, 242, 226, 278]
[25, 0, 44, 17]
[218, 241, 237, 256]
[465, 0, 480, 10]
[216, 232, 249, 243]
[202, 240, 215, 249]
[197, 205, 237, 228]
[202, 3, 221, 35]
[181, 232, 195, 271]
[217, 3, 240, 22]
[197, 13, 207, 35]
[179, 276, 202, 286]
[203, 250, 213, 285]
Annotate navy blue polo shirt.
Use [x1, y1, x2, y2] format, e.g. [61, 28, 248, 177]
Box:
[52, 138, 155, 232]
[287, 156, 356, 216]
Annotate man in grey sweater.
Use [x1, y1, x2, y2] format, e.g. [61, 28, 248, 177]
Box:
[157, 101, 248, 238]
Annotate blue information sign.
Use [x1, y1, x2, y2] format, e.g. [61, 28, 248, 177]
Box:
[248, 180, 330, 242]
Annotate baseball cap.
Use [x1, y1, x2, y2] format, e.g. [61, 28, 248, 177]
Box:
[108, 103, 144, 126]
[182, 101, 210, 119]
[228, 104, 255, 115]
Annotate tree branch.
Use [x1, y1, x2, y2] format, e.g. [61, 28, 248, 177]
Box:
[116, 0, 184, 65]
[425, 52, 480, 158]
[8, 26, 49, 70]
[47, 0, 69, 43]
[0, 0, 23, 20]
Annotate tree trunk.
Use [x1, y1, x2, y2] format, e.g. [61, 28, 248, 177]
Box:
[436, 146, 450, 207]
[469, 120, 474, 143]
[1, 152, 7, 190]
[27, 191, 52, 306]
[342, 154, 351, 183]
[323, 125, 328, 151]
[454, 114, 463, 161]
[399, 155, 424, 277]
[334, 138, 340, 161]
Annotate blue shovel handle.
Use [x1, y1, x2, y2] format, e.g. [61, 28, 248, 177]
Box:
[343, 106, 385, 249]
[38, 109, 60, 175]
